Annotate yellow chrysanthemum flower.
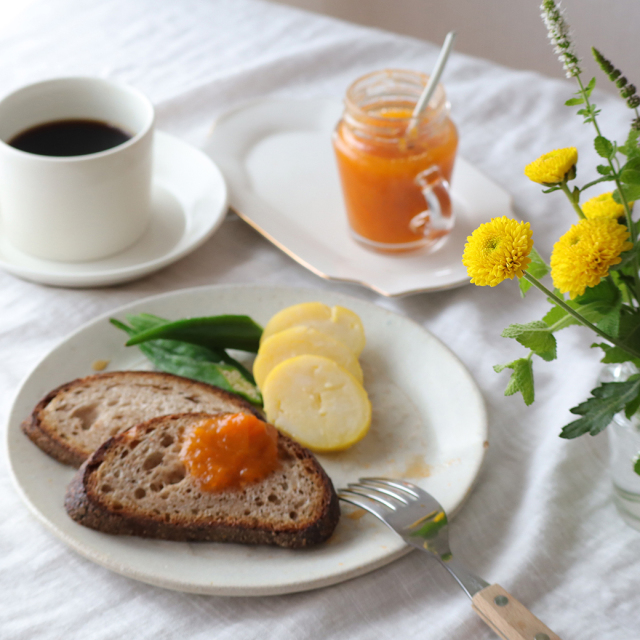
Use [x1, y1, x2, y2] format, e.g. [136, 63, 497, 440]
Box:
[462, 217, 534, 287]
[581, 191, 628, 220]
[550, 218, 632, 298]
[524, 147, 578, 184]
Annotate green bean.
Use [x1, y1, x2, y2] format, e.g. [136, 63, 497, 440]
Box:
[124, 315, 263, 353]
[126, 314, 224, 361]
[125, 314, 257, 383]
[109, 316, 262, 405]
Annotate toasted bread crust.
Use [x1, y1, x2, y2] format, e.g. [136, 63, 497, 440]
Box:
[22, 380, 90, 467]
[65, 414, 340, 548]
[21, 371, 262, 468]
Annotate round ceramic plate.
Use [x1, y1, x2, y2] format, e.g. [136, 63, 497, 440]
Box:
[0, 131, 228, 287]
[204, 98, 513, 297]
[7, 285, 487, 595]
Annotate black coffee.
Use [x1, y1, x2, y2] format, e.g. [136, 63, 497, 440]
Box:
[8, 119, 132, 157]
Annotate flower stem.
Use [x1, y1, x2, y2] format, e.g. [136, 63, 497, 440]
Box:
[523, 272, 640, 358]
[575, 75, 640, 299]
[560, 182, 585, 218]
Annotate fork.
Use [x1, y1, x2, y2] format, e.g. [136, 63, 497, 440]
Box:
[339, 478, 561, 640]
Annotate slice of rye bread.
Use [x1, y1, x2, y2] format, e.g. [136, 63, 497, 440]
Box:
[65, 413, 341, 548]
[22, 371, 262, 468]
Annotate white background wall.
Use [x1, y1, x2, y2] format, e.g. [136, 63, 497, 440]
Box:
[269, 0, 639, 95]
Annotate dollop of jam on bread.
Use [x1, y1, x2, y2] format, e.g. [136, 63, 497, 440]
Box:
[181, 413, 280, 491]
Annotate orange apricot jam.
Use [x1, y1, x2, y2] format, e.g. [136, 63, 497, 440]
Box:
[181, 413, 279, 492]
[333, 70, 458, 252]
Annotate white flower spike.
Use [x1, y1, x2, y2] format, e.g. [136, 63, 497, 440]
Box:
[540, 0, 582, 78]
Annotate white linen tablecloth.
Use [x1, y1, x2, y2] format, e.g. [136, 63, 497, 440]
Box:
[1, 0, 638, 637]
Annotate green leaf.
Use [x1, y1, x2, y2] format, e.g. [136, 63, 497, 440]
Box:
[565, 97, 584, 106]
[620, 128, 640, 158]
[575, 277, 620, 312]
[591, 342, 637, 364]
[619, 308, 640, 354]
[578, 105, 601, 123]
[613, 185, 640, 202]
[501, 322, 557, 361]
[596, 164, 612, 175]
[543, 305, 580, 332]
[595, 135, 614, 159]
[137, 343, 262, 404]
[597, 308, 622, 338]
[541, 292, 615, 334]
[574, 279, 622, 337]
[610, 245, 639, 271]
[584, 77, 596, 97]
[625, 392, 640, 420]
[578, 302, 613, 325]
[623, 158, 640, 172]
[615, 273, 639, 302]
[519, 247, 549, 297]
[494, 358, 535, 405]
[541, 186, 561, 193]
[560, 376, 640, 438]
[620, 169, 640, 186]
[634, 457, 640, 476]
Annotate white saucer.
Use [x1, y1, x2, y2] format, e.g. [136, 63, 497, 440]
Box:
[0, 131, 228, 288]
[205, 99, 514, 297]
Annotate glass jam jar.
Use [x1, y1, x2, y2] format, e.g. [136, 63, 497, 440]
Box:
[332, 69, 458, 253]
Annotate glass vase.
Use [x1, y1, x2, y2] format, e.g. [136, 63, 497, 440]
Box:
[599, 362, 640, 530]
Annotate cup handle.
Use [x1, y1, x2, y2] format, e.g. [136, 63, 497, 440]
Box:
[410, 166, 454, 236]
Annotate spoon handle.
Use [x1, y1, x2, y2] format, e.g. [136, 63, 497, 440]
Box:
[406, 30, 456, 135]
[471, 584, 561, 640]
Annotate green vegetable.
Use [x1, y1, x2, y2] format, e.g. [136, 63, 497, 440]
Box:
[124, 313, 255, 379]
[125, 315, 263, 353]
[136, 341, 262, 404]
[110, 313, 262, 405]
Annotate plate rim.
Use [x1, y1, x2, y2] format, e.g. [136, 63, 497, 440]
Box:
[0, 131, 229, 287]
[6, 283, 488, 595]
[206, 97, 514, 297]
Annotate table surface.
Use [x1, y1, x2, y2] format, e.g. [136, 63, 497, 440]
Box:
[1, 0, 638, 637]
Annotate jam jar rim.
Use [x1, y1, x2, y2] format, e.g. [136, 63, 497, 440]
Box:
[342, 68, 450, 142]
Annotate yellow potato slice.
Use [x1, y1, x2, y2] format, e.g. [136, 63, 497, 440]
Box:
[254, 326, 364, 389]
[262, 354, 371, 452]
[261, 302, 366, 356]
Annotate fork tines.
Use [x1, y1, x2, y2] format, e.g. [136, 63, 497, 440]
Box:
[360, 478, 421, 497]
[337, 477, 420, 516]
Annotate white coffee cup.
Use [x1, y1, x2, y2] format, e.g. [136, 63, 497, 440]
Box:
[0, 77, 154, 262]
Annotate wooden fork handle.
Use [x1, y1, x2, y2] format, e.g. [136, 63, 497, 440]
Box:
[471, 584, 561, 640]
